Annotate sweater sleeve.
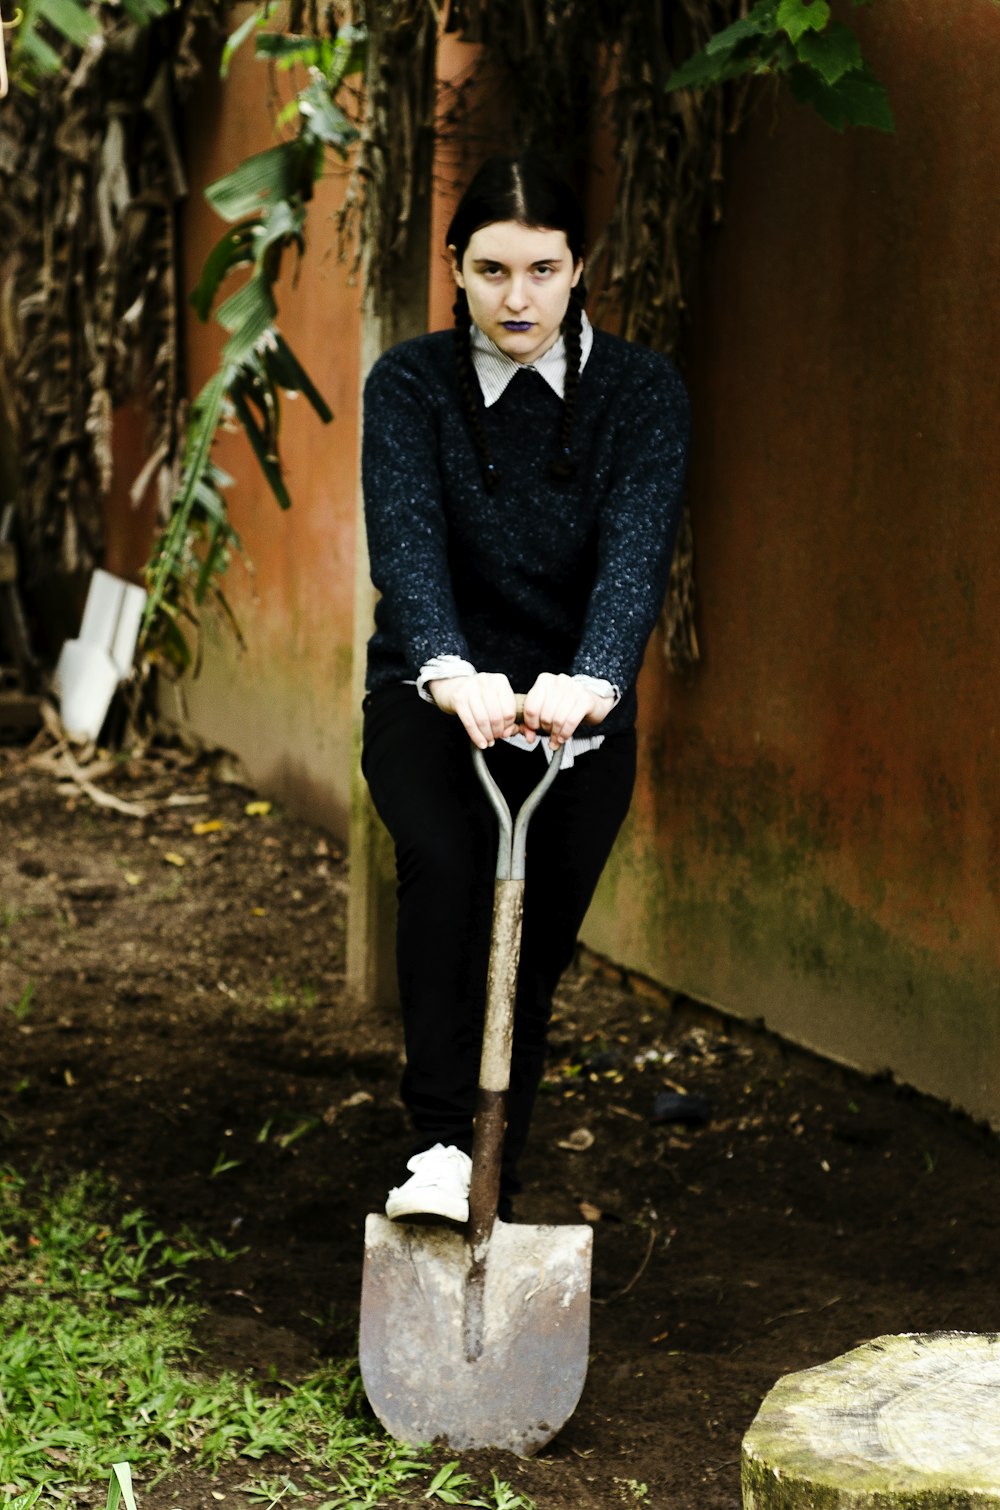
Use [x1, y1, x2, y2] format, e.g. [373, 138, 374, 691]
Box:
[362, 348, 472, 676]
[570, 358, 691, 691]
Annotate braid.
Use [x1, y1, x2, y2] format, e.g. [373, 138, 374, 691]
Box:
[452, 290, 500, 493]
[548, 279, 585, 483]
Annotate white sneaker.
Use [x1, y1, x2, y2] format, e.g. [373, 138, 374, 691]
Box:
[385, 1143, 472, 1225]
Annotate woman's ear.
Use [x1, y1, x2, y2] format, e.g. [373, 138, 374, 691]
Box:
[448, 246, 465, 289]
[571, 258, 583, 289]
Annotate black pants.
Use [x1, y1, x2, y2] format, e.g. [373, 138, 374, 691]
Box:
[361, 684, 636, 1197]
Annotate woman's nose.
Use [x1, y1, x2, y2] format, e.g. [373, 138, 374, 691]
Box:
[505, 277, 529, 311]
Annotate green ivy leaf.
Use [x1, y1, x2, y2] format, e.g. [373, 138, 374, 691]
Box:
[788, 61, 895, 131]
[666, 43, 761, 90]
[705, 4, 775, 55]
[776, 0, 830, 45]
[795, 21, 862, 84]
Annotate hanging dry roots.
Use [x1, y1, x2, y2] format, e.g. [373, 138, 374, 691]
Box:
[445, 0, 753, 674]
[0, 0, 220, 590]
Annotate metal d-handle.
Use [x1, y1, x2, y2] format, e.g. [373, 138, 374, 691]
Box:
[471, 740, 564, 881]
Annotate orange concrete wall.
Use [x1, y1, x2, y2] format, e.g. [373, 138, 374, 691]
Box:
[583, 0, 1000, 1122]
[115, 5, 1000, 1121]
[172, 28, 361, 832]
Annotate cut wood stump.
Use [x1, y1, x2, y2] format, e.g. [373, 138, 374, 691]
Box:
[743, 1333, 1000, 1508]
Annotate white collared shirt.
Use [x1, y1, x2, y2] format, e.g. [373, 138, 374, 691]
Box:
[470, 311, 594, 406]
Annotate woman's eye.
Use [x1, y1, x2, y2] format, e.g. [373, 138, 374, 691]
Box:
[533, 265, 554, 277]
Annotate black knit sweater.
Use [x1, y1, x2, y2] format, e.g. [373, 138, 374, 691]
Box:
[361, 327, 690, 735]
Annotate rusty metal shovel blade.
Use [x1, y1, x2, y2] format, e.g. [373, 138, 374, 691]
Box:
[360, 1212, 592, 1457]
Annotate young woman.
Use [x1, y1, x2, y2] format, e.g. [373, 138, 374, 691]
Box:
[361, 154, 690, 1225]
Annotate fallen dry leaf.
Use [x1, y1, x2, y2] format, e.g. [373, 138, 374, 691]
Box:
[192, 818, 225, 835]
[163, 852, 187, 867]
[579, 1200, 602, 1222]
[558, 1127, 595, 1152]
[245, 800, 272, 817]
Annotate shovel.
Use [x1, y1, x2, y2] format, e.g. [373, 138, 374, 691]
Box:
[359, 731, 593, 1457]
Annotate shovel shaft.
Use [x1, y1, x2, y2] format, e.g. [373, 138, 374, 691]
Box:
[468, 877, 524, 1252]
[467, 739, 563, 1256]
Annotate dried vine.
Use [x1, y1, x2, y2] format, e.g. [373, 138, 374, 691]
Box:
[0, 1, 222, 600]
[598, 1, 753, 671]
[444, 0, 753, 672]
[342, 0, 438, 327]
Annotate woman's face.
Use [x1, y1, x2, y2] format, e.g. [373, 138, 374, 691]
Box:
[450, 220, 583, 367]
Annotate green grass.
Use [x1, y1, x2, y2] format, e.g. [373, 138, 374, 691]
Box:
[4, 980, 35, 1022]
[265, 977, 319, 1012]
[0, 1168, 536, 1509]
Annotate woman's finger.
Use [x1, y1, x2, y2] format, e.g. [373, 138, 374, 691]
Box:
[521, 672, 554, 733]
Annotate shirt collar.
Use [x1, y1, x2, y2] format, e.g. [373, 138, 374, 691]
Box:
[470, 311, 594, 407]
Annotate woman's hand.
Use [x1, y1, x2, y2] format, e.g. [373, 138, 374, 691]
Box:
[428, 672, 519, 750]
[522, 673, 615, 749]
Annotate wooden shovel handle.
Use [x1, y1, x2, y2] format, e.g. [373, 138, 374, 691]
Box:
[467, 729, 564, 1251]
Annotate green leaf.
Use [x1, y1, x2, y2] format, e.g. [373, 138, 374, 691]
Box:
[251, 196, 305, 261]
[297, 78, 358, 154]
[118, 0, 168, 24]
[776, 0, 830, 45]
[666, 44, 754, 90]
[143, 369, 227, 631]
[705, 2, 776, 54]
[16, 24, 63, 74]
[788, 61, 895, 131]
[217, 275, 277, 363]
[228, 382, 292, 510]
[221, 6, 265, 77]
[194, 519, 235, 604]
[106, 1463, 138, 1510]
[205, 143, 299, 222]
[189, 223, 259, 320]
[35, 0, 99, 50]
[255, 31, 322, 67]
[795, 21, 862, 83]
[264, 331, 333, 422]
[327, 21, 366, 83]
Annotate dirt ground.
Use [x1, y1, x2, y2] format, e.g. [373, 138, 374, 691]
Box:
[2, 735, 999, 1510]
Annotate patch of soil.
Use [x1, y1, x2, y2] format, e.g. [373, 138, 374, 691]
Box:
[2, 739, 999, 1509]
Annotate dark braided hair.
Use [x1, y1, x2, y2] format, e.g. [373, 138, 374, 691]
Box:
[446, 154, 586, 493]
[548, 277, 586, 483]
[451, 288, 500, 490]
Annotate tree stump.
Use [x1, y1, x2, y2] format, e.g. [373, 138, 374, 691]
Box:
[743, 1333, 1000, 1508]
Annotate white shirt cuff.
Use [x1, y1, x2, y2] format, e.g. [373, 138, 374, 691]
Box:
[571, 673, 621, 707]
[416, 655, 478, 703]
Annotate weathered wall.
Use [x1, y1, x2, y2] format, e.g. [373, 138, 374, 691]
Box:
[113, 4, 1000, 1122]
[171, 35, 361, 834]
[582, 0, 1000, 1122]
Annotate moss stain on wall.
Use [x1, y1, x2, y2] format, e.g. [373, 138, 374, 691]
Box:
[584, 742, 1000, 1126]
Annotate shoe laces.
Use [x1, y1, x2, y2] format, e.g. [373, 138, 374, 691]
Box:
[406, 1143, 470, 1177]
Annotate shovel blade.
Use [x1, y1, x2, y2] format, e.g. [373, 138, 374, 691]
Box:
[359, 1214, 593, 1457]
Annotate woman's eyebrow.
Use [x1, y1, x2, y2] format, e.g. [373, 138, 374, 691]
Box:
[471, 256, 563, 269]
